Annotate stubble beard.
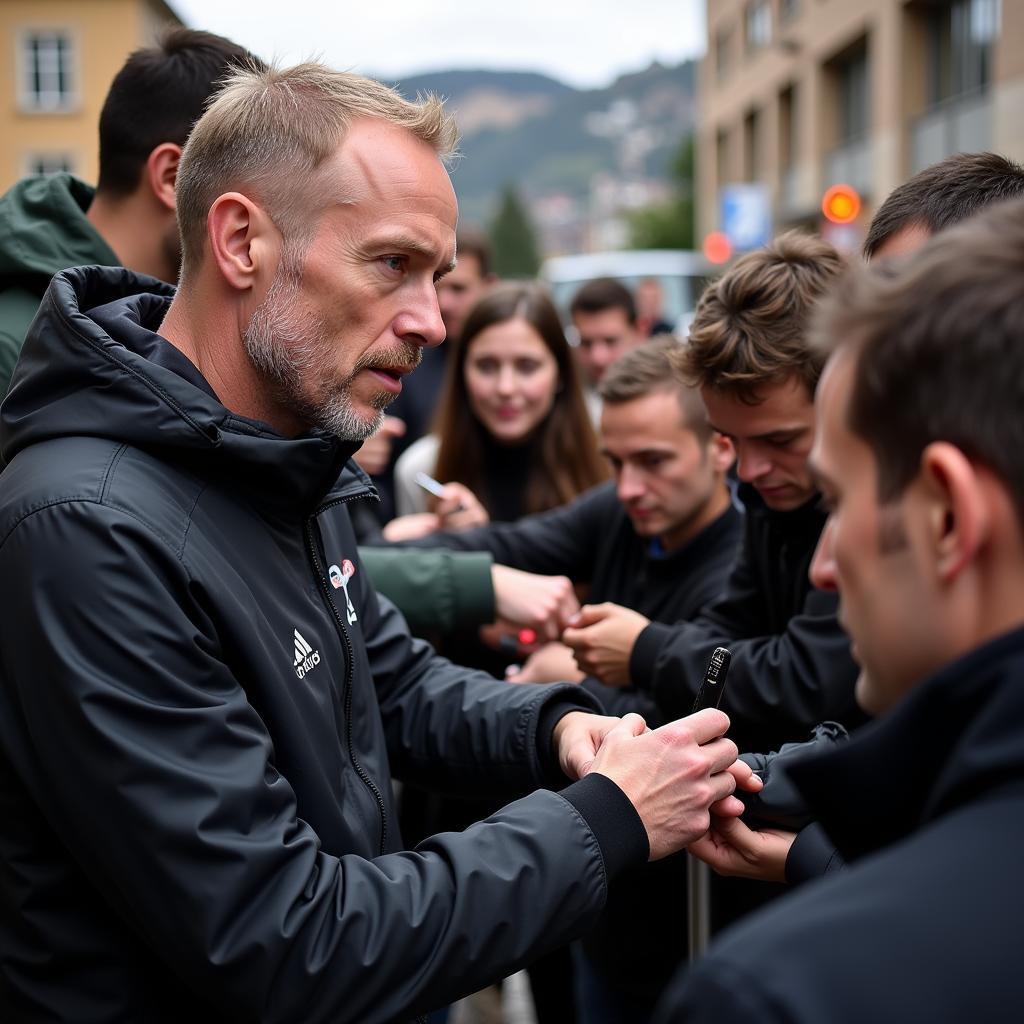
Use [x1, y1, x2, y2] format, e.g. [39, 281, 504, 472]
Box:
[243, 263, 417, 441]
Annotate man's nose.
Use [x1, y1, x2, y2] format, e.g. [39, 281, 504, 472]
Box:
[396, 284, 447, 348]
[735, 443, 770, 482]
[809, 517, 838, 592]
[617, 465, 646, 502]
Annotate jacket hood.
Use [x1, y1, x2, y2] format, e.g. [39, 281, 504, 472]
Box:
[0, 173, 119, 284]
[1, 265, 371, 512]
[790, 625, 1024, 861]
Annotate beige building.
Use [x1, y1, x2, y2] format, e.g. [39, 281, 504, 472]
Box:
[698, 0, 1024, 246]
[0, 0, 182, 192]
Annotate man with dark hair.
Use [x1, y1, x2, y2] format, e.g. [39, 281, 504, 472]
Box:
[657, 195, 1024, 1024]
[564, 232, 861, 756]
[569, 276, 642, 394]
[0, 62, 752, 1022]
[863, 151, 1024, 259]
[0, 27, 257, 394]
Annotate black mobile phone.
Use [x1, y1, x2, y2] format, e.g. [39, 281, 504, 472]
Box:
[691, 646, 731, 714]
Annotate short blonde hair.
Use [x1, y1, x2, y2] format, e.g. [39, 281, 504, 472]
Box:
[175, 62, 459, 276]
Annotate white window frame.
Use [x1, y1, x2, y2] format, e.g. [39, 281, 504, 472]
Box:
[17, 28, 79, 114]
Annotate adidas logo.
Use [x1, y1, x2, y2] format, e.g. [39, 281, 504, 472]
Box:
[293, 628, 321, 679]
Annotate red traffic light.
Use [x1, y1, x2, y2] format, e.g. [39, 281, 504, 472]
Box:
[822, 184, 861, 225]
[703, 231, 733, 264]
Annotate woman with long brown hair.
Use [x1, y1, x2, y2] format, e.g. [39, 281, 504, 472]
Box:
[394, 282, 607, 522]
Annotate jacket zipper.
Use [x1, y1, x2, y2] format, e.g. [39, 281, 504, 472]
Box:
[311, 491, 432, 1023]
[305, 496, 389, 856]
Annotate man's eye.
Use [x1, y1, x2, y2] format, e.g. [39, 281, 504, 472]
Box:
[381, 256, 405, 273]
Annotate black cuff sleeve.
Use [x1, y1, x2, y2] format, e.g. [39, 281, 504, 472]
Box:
[785, 821, 846, 885]
[559, 772, 650, 878]
[536, 699, 595, 786]
[629, 621, 675, 691]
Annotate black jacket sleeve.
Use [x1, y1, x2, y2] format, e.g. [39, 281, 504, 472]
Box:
[629, 537, 860, 746]
[398, 481, 614, 580]
[0, 502, 646, 1024]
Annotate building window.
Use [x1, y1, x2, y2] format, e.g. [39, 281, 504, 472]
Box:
[24, 152, 75, 176]
[744, 108, 762, 182]
[836, 44, 870, 145]
[20, 31, 75, 112]
[746, 1, 772, 52]
[928, 0, 1000, 104]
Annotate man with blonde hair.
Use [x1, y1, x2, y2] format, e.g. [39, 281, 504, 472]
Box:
[0, 63, 753, 1022]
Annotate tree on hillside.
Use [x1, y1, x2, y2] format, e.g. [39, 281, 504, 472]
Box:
[489, 185, 541, 278]
[629, 135, 695, 250]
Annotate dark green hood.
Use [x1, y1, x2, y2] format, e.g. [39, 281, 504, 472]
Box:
[0, 173, 119, 288]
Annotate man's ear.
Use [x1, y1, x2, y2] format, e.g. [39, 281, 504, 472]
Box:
[145, 143, 181, 213]
[918, 441, 990, 583]
[710, 431, 736, 475]
[206, 192, 279, 293]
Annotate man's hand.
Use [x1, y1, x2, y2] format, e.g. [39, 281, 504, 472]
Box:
[590, 709, 738, 860]
[552, 711, 625, 780]
[687, 814, 795, 883]
[433, 482, 489, 531]
[561, 603, 650, 686]
[507, 642, 584, 684]
[492, 566, 580, 643]
[352, 416, 405, 476]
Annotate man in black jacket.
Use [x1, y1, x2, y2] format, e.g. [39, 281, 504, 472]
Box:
[657, 194, 1024, 1024]
[0, 63, 755, 1023]
[563, 232, 862, 756]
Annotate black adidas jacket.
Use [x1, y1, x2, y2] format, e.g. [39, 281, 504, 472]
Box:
[0, 267, 648, 1023]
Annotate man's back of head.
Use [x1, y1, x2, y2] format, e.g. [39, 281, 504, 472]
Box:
[96, 27, 258, 201]
[864, 151, 1024, 260]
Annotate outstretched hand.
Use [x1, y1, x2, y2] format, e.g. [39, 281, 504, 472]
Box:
[561, 603, 650, 686]
[687, 813, 795, 883]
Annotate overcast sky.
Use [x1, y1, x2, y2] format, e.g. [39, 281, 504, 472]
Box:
[170, 0, 706, 89]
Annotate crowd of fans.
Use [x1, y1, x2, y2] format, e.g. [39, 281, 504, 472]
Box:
[2, 24, 1024, 1024]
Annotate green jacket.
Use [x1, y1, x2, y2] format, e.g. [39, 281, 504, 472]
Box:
[359, 546, 495, 634]
[0, 173, 119, 395]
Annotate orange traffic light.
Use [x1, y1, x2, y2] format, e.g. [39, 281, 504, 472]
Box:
[703, 231, 733, 265]
[822, 184, 861, 225]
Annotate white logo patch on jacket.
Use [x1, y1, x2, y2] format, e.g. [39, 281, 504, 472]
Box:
[293, 628, 321, 679]
[329, 560, 359, 626]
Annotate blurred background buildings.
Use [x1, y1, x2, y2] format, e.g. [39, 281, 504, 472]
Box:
[699, 0, 1023, 251]
[0, 0, 1021, 263]
[0, 0, 183, 188]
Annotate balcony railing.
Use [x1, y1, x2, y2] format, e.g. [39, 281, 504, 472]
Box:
[912, 91, 992, 174]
